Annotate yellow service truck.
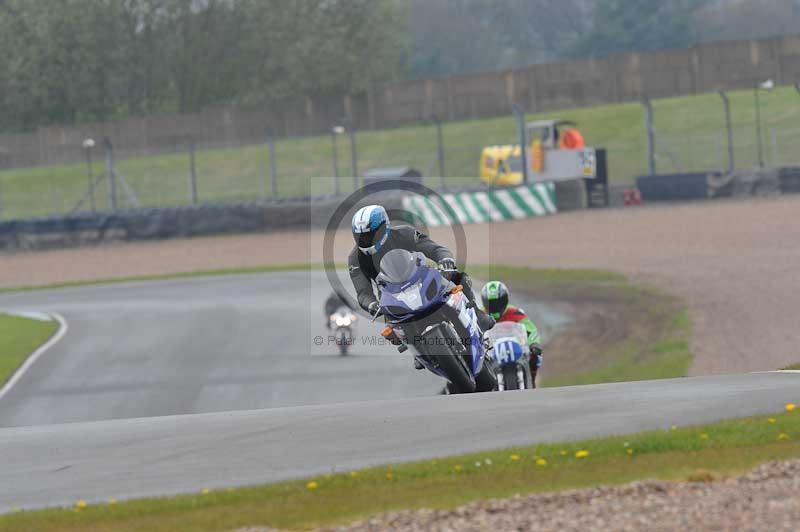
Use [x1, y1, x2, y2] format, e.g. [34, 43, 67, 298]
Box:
[480, 119, 596, 186]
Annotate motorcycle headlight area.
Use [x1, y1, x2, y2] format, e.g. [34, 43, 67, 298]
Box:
[395, 281, 424, 310]
[335, 317, 352, 327]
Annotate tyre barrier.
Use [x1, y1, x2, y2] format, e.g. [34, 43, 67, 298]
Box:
[638, 168, 796, 203]
[635, 173, 710, 202]
[780, 167, 800, 194]
[0, 195, 406, 252]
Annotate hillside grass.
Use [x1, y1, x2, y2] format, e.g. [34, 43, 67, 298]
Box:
[1, 86, 799, 220]
[3, 408, 800, 531]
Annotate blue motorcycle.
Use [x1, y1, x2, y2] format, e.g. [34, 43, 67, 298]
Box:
[376, 249, 497, 394]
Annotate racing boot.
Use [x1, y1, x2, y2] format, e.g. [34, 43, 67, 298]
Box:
[456, 272, 495, 333]
[529, 345, 543, 389]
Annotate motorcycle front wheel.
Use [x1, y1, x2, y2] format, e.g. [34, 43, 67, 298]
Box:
[338, 329, 350, 356]
[422, 323, 476, 393]
[475, 359, 499, 392]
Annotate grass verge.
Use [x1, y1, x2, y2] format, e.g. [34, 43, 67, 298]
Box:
[0, 313, 59, 388]
[472, 265, 692, 386]
[3, 408, 799, 532]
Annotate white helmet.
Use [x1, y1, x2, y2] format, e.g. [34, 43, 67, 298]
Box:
[352, 205, 390, 255]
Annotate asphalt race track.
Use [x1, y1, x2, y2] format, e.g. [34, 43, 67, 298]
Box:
[1, 372, 798, 512]
[0, 272, 569, 427]
[1, 271, 796, 513]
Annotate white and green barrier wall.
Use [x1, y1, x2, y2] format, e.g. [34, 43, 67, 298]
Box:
[402, 183, 556, 227]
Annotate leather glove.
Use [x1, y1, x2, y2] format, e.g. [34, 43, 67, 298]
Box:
[437, 257, 457, 271]
[367, 301, 382, 317]
[530, 344, 543, 357]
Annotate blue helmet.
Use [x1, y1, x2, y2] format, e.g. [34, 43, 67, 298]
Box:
[352, 205, 390, 255]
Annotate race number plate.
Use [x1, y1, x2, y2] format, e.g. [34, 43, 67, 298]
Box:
[492, 338, 524, 364]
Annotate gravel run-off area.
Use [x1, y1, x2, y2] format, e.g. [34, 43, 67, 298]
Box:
[314, 460, 800, 532]
[2, 196, 798, 376]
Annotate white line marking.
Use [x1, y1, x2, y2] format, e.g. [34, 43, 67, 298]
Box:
[0, 312, 68, 402]
[4, 310, 52, 322]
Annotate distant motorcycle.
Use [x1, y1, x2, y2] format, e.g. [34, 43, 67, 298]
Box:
[329, 306, 357, 356]
[485, 321, 535, 390]
[376, 249, 497, 394]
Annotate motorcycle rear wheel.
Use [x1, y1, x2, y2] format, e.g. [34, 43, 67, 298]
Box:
[502, 365, 523, 390]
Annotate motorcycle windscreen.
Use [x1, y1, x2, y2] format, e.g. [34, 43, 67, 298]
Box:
[485, 321, 528, 346]
[378, 249, 417, 284]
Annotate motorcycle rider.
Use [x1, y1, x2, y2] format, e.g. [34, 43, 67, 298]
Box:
[324, 290, 351, 329]
[348, 204, 495, 335]
[480, 280, 543, 383]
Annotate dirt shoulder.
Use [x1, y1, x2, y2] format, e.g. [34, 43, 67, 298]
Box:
[1, 196, 798, 375]
[474, 267, 690, 386]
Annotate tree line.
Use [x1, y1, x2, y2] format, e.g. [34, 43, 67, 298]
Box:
[0, 0, 404, 132]
[1, 0, 797, 132]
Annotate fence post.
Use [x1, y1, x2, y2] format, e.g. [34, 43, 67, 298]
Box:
[754, 85, 765, 169]
[331, 127, 341, 195]
[188, 139, 198, 205]
[511, 103, 529, 184]
[266, 129, 278, 197]
[103, 137, 117, 211]
[82, 139, 96, 213]
[771, 130, 778, 167]
[641, 98, 656, 175]
[717, 91, 734, 173]
[431, 114, 446, 189]
[346, 117, 358, 190]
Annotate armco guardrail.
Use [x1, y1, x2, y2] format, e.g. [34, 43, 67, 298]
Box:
[402, 183, 556, 227]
